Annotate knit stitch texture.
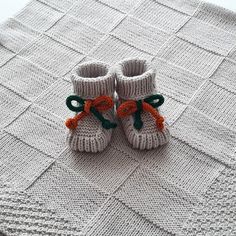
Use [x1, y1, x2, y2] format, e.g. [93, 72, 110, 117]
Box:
[66, 61, 116, 152]
[116, 58, 170, 149]
[0, 0, 236, 235]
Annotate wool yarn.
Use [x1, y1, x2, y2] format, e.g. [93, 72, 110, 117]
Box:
[116, 58, 170, 149]
[66, 61, 116, 152]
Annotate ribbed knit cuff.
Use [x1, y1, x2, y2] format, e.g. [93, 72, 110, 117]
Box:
[71, 61, 115, 99]
[116, 58, 156, 100]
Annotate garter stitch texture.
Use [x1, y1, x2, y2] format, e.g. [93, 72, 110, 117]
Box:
[116, 58, 170, 149]
[0, 0, 236, 235]
[66, 61, 116, 152]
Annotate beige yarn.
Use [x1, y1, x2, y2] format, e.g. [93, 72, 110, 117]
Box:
[1, 0, 236, 235]
[67, 61, 116, 152]
[115, 58, 170, 150]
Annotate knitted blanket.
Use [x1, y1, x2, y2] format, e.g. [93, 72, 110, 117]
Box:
[0, 0, 236, 235]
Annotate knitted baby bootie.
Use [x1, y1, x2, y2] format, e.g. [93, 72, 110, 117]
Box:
[65, 61, 117, 152]
[115, 58, 170, 150]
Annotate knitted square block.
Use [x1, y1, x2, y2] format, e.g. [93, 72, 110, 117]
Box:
[0, 45, 15, 67]
[0, 132, 53, 189]
[6, 105, 66, 158]
[19, 35, 84, 76]
[14, 0, 63, 31]
[210, 59, 236, 93]
[171, 106, 236, 168]
[35, 79, 73, 119]
[182, 168, 236, 235]
[114, 166, 199, 234]
[81, 198, 170, 235]
[141, 137, 224, 195]
[0, 56, 56, 100]
[156, 37, 224, 78]
[132, 0, 190, 33]
[190, 81, 236, 130]
[0, 18, 40, 53]
[58, 146, 139, 193]
[159, 96, 186, 126]
[194, 2, 236, 33]
[27, 162, 108, 229]
[154, 0, 199, 15]
[47, 15, 104, 54]
[177, 18, 236, 56]
[153, 58, 203, 103]
[90, 36, 153, 65]
[68, 0, 124, 33]
[99, 0, 142, 13]
[0, 85, 30, 129]
[38, 0, 76, 12]
[111, 16, 170, 55]
[0, 188, 81, 234]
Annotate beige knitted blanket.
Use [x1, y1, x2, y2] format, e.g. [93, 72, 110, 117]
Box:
[0, 0, 236, 235]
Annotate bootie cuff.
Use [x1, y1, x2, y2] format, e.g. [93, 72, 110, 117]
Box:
[116, 58, 156, 100]
[71, 61, 115, 99]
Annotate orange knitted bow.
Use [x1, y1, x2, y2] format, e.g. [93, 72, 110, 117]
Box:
[116, 94, 165, 131]
[65, 95, 117, 130]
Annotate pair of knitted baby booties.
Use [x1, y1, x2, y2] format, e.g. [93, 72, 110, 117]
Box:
[65, 58, 170, 152]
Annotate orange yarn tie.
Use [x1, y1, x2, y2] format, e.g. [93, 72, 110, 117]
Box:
[65, 95, 114, 130]
[117, 100, 165, 131]
[116, 100, 137, 118]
